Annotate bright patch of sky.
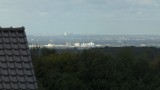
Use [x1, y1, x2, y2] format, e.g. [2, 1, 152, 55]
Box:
[0, 0, 160, 35]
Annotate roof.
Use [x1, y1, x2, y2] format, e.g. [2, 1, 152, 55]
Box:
[0, 27, 38, 90]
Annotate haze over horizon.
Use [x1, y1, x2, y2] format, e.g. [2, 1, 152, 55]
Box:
[0, 0, 160, 35]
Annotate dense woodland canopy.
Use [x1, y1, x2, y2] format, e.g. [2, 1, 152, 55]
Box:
[31, 47, 160, 90]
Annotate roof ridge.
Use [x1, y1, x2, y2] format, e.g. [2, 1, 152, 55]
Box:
[0, 27, 25, 31]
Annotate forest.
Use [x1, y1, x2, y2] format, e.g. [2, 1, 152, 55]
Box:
[31, 47, 160, 90]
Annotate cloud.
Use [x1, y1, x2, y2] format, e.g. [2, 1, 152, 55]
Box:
[101, 0, 158, 6]
[136, 11, 143, 15]
[72, 0, 85, 3]
[39, 12, 49, 16]
[0, 8, 9, 12]
[127, 0, 156, 5]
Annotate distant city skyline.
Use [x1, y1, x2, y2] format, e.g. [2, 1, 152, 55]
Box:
[0, 0, 160, 35]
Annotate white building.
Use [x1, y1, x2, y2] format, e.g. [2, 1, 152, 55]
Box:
[80, 42, 95, 47]
[74, 43, 80, 47]
[45, 44, 54, 48]
[29, 44, 41, 48]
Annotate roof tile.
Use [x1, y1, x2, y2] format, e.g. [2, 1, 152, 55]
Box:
[19, 75, 25, 82]
[4, 82, 11, 89]
[18, 69, 24, 75]
[5, 43, 12, 49]
[3, 31, 9, 37]
[21, 83, 27, 89]
[11, 37, 18, 43]
[12, 83, 19, 89]
[10, 69, 16, 75]
[0, 84, 2, 89]
[1, 62, 8, 68]
[1, 69, 9, 75]
[9, 62, 15, 68]
[3, 37, 10, 43]
[10, 31, 17, 37]
[14, 55, 21, 62]
[0, 55, 6, 62]
[19, 37, 26, 43]
[6, 50, 13, 55]
[0, 27, 38, 90]
[0, 44, 3, 49]
[12, 44, 19, 49]
[0, 50, 5, 55]
[3, 75, 10, 82]
[8, 56, 14, 62]
[0, 39, 2, 43]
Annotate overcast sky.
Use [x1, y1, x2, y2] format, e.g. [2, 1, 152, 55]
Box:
[0, 0, 160, 35]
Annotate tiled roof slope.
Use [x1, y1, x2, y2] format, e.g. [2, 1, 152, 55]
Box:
[0, 27, 38, 90]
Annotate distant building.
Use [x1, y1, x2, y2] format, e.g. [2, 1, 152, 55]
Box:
[45, 44, 54, 48]
[29, 44, 41, 48]
[80, 42, 95, 47]
[74, 43, 80, 47]
[64, 32, 73, 36]
[88, 42, 95, 47]
[140, 44, 146, 47]
[66, 42, 71, 47]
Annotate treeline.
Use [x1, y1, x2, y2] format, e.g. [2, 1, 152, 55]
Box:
[31, 47, 160, 90]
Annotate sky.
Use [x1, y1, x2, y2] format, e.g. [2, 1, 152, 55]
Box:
[0, 0, 160, 35]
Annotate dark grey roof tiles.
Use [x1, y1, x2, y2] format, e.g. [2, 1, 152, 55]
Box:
[0, 27, 38, 90]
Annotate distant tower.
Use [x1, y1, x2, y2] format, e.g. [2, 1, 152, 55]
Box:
[64, 32, 68, 36]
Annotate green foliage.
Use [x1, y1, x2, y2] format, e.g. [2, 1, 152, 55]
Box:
[31, 47, 160, 90]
